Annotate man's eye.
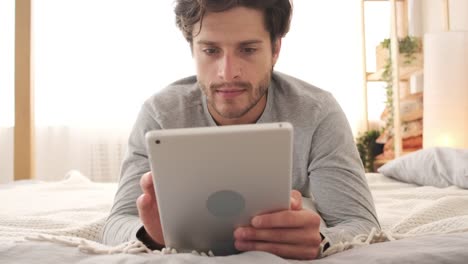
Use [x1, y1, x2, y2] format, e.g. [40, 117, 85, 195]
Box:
[203, 48, 219, 55]
[241, 47, 257, 54]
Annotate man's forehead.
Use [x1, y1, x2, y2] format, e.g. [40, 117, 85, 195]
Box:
[192, 7, 269, 41]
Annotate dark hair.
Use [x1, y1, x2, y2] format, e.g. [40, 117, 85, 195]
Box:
[174, 0, 292, 49]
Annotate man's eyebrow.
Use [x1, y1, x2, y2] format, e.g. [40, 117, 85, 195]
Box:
[196, 40, 264, 46]
[239, 40, 263, 45]
[196, 40, 218, 45]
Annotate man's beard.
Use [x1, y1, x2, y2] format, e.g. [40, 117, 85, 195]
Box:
[199, 71, 271, 119]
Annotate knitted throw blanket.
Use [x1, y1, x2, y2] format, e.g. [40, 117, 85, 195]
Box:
[1, 171, 468, 256]
[0, 171, 113, 242]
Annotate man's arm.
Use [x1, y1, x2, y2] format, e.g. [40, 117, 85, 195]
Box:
[308, 101, 381, 246]
[101, 105, 161, 246]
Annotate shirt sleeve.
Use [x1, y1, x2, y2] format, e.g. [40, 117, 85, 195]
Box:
[101, 104, 161, 245]
[308, 97, 381, 248]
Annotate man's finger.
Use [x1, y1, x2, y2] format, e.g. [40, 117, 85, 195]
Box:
[252, 210, 320, 229]
[234, 240, 319, 260]
[136, 193, 164, 244]
[140, 172, 154, 195]
[234, 227, 321, 246]
[136, 193, 157, 225]
[290, 190, 302, 210]
[137, 172, 164, 245]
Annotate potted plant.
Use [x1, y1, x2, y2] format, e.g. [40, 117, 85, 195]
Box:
[379, 36, 422, 132]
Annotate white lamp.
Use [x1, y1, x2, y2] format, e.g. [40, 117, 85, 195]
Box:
[423, 31, 468, 148]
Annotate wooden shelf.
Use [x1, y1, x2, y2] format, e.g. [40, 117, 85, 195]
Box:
[362, 0, 416, 159]
[366, 66, 422, 82]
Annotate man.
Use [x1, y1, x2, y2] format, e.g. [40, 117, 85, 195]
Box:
[102, 0, 380, 260]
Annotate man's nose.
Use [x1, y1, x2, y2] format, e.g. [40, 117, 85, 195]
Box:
[217, 53, 241, 81]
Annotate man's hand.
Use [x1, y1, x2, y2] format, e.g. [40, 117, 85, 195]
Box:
[136, 172, 165, 247]
[233, 190, 322, 260]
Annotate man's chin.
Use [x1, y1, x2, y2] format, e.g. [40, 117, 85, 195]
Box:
[214, 106, 248, 119]
[217, 111, 245, 120]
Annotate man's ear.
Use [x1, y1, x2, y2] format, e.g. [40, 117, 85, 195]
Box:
[272, 38, 282, 66]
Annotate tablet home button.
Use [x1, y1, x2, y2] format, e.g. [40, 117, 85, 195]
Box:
[206, 190, 245, 218]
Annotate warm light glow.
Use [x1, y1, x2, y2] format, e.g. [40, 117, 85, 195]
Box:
[436, 134, 455, 148]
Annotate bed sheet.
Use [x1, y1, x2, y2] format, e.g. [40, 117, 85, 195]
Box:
[1, 171, 467, 264]
[1, 232, 467, 264]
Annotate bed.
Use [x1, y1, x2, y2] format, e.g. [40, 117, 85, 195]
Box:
[1, 148, 468, 264]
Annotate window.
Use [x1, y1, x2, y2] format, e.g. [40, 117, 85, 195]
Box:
[32, 0, 388, 133]
[33, 0, 194, 127]
[3, 1, 392, 181]
[0, 0, 15, 127]
[0, 0, 15, 183]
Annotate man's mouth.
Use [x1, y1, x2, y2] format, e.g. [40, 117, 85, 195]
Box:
[215, 88, 246, 99]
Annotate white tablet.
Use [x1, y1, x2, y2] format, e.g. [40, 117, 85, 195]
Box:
[145, 122, 293, 255]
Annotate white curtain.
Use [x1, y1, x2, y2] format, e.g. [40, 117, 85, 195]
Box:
[34, 127, 129, 182]
[0, 128, 14, 184]
[1, 0, 390, 183]
[0, 0, 14, 184]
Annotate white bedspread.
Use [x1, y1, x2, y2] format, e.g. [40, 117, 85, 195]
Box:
[0, 171, 116, 242]
[1, 171, 468, 259]
[366, 173, 468, 235]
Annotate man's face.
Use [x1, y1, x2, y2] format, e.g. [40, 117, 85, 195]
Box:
[192, 7, 280, 124]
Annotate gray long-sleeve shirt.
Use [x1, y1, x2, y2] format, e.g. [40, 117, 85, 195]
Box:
[101, 71, 380, 248]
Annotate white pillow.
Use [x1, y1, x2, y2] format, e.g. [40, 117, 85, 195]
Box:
[377, 147, 468, 189]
